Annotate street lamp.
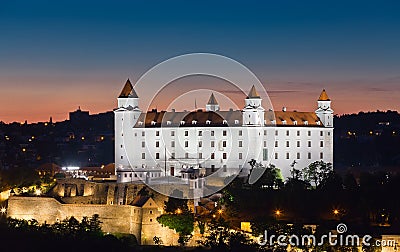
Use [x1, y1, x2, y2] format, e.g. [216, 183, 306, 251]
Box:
[333, 209, 339, 215]
[176, 208, 182, 214]
[218, 209, 223, 215]
[0, 207, 6, 214]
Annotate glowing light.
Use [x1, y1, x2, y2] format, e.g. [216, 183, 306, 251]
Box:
[333, 209, 339, 215]
[81, 136, 85, 140]
[100, 136, 105, 141]
[35, 189, 41, 196]
[218, 209, 223, 214]
[0, 207, 6, 214]
[176, 208, 182, 214]
[275, 210, 281, 216]
[44, 123, 48, 126]
[61, 166, 80, 171]
[22, 148, 26, 152]
[212, 214, 216, 218]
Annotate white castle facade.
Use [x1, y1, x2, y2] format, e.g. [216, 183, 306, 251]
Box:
[114, 80, 334, 183]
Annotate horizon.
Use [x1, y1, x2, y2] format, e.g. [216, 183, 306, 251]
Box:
[1, 1, 399, 123]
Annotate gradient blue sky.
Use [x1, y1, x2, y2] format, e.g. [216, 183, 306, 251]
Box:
[1, 0, 399, 122]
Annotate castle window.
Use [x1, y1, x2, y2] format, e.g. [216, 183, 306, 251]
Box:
[308, 131, 311, 136]
[308, 152, 311, 159]
[275, 153, 278, 159]
[124, 173, 127, 177]
[199, 141, 202, 147]
[185, 141, 188, 148]
[286, 141, 290, 147]
[156, 131, 159, 136]
[239, 153, 243, 159]
[156, 141, 159, 148]
[192, 120, 197, 125]
[211, 153, 215, 159]
[142, 142, 145, 148]
[171, 153, 175, 159]
[199, 153, 203, 159]
[150, 219, 153, 222]
[142, 131, 145, 136]
[167, 121, 171, 125]
[185, 153, 189, 159]
[320, 141, 324, 147]
[297, 141, 300, 147]
[223, 153, 227, 159]
[308, 141, 311, 147]
[297, 131, 300, 136]
[185, 131, 189, 136]
[198, 131, 202, 136]
[121, 144, 123, 148]
[223, 165, 227, 172]
[263, 149, 268, 161]
[264, 130, 267, 136]
[156, 153, 160, 159]
[171, 141, 175, 148]
[223, 130, 227, 136]
[206, 120, 211, 125]
[275, 130, 278, 136]
[282, 120, 287, 125]
[180, 121, 185, 125]
[223, 141, 227, 147]
[211, 131, 215, 136]
[223, 120, 227, 124]
[293, 120, 298, 125]
[150, 210, 153, 214]
[151, 121, 156, 125]
[263, 141, 266, 147]
[235, 120, 239, 124]
[328, 132, 331, 136]
[239, 130, 242, 136]
[316, 121, 321, 125]
[138, 121, 143, 126]
[171, 131, 175, 136]
[297, 153, 300, 159]
[286, 130, 289, 136]
[239, 141, 243, 147]
[304, 121, 309, 125]
[320, 131, 324, 136]
[121, 156, 123, 160]
[320, 152, 324, 159]
[142, 153, 145, 159]
[211, 141, 215, 147]
[275, 141, 278, 148]
[286, 153, 290, 159]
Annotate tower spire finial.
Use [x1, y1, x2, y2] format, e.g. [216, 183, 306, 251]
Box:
[247, 85, 260, 99]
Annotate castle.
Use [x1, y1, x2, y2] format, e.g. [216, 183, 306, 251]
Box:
[115, 80, 334, 183]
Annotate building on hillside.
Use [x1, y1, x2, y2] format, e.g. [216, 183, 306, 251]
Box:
[114, 79, 334, 182]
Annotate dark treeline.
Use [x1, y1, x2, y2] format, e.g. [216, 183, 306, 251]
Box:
[334, 110, 400, 168]
[223, 160, 400, 232]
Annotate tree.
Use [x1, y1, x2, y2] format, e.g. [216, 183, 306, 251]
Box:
[164, 195, 189, 214]
[302, 161, 333, 187]
[252, 164, 284, 190]
[157, 213, 194, 246]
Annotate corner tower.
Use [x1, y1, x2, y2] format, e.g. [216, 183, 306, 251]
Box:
[315, 89, 333, 127]
[115, 79, 141, 176]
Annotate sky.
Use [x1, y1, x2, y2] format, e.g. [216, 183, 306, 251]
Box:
[0, 0, 399, 123]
